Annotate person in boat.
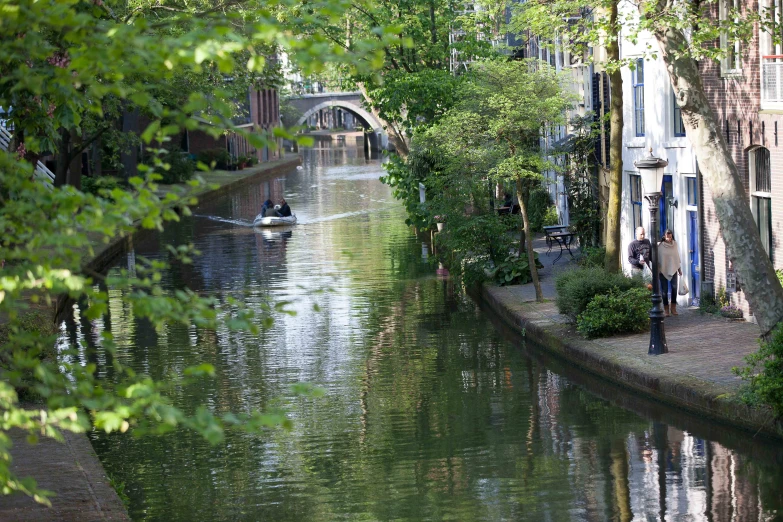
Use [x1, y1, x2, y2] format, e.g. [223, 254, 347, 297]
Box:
[260, 199, 274, 217]
[276, 198, 292, 217]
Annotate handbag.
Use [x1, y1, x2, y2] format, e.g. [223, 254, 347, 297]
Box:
[678, 275, 689, 295]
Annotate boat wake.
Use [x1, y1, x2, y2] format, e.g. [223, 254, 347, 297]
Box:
[194, 215, 254, 227]
[195, 205, 395, 227]
[304, 208, 382, 224]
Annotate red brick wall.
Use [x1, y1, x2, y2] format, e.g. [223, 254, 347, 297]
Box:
[249, 87, 281, 162]
[187, 131, 227, 155]
[700, 0, 783, 319]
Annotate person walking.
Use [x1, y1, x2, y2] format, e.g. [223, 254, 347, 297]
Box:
[628, 226, 652, 277]
[658, 229, 682, 316]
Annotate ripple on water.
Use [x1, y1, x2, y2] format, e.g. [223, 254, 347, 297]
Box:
[70, 148, 783, 521]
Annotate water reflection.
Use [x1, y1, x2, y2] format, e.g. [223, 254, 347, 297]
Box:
[60, 145, 783, 521]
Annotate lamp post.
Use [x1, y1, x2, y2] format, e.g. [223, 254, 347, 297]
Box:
[634, 148, 669, 355]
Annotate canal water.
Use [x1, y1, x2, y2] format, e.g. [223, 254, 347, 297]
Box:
[63, 144, 783, 520]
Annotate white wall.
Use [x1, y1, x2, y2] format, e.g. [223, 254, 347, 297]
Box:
[618, 10, 698, 306]
[537, 39, 595, 226]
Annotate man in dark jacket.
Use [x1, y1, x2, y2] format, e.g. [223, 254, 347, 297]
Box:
[628, 226, 651, 276]
[276, 198, 292, 217]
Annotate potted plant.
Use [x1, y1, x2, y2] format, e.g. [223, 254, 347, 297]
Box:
[434, 215, 446, 232]
[237, 156, 248, 169]
[720, 304, 744, 320]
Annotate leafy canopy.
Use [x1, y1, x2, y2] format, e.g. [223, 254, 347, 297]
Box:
[0, 0, 394, 504]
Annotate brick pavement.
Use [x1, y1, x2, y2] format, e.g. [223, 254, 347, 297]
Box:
[0, 428, 129, 521]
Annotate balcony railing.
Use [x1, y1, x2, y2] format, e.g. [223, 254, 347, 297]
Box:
[762, 56, 783, 103]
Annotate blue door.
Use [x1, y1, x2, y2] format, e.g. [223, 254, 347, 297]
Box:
[689, 210, 700, 305]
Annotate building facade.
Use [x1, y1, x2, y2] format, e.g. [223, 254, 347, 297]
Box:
[697, 0, 783, 321]
[616, 3, 700, 309]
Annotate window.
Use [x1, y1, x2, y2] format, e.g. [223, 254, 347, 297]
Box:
[720, 0, 742, 74]
[750, 147, 772, 259]
[673, 89, 686, 137]
[633, 59, 645, 137]
[630, 173, 643, 232]
[686, 176, 698, 207]
[761, 0, 783, 103]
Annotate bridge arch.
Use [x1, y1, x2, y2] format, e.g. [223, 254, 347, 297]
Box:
[295, 100, 384, 136]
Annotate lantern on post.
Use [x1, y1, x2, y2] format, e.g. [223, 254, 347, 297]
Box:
[634, 148, 669, 355]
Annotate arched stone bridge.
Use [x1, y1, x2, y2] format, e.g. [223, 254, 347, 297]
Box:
[287, 92, 389, 150]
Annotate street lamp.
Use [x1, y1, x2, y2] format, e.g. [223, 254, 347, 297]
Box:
[634, 148, 669, 355]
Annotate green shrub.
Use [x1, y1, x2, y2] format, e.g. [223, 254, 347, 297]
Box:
[576, 287, 651, 338]
[578, 246, 606, 268]
[81, 175, 121, 197]
[435, 212, 515, 287]
[701, 285, 731, 315]
[0, 309, 59, 401]
[490, 252, 544, 286]
[158, 148, 195, 184]
[542, 206, 559, 227]
[555, 266, 644, 322]
[196, 148, 231, 169]
[735, 324, 783, 417]
[526, 187, 553, 232]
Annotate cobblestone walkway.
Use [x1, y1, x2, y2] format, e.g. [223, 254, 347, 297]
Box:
[481, 235, 773, 436]
[0, 428, 129, 521]
[504, 234, 761, 393]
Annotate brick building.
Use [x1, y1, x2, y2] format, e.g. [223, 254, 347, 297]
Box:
[698, 0, 783, 321]
[187, 85, 281, 163]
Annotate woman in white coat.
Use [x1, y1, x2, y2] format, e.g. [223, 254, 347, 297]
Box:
[658, 229, 682, 316]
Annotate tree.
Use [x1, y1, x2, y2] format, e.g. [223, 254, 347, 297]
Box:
[0, 0, 394, 502]
[285, 0, 507, 157]
[513, 0, 626, 272]
[453, 60, 572, 300]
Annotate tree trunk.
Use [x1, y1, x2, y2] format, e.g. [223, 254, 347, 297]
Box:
[120, 108, 139, 181]
[517, 177, 543, 301]
[67, 128, 81, 189]
[651, 11, 783, 336]
[54, 128, 70, 187]
[356, 82, 409, 158]
[604, 1, 624, 272]
[93, 138, 102, 178]
[610, 439, 632, 522]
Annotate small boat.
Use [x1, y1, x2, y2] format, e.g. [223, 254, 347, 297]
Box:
[253, 214, 297, 227]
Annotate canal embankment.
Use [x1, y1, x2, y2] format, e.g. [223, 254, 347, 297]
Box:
[85, 156, 302, 275]
[476, 238, 783, 440]
[3, 156, 301, 521]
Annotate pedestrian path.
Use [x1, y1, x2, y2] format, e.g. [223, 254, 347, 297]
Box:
[1, 428, 129, 521]
[481, 235, 777, 438]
